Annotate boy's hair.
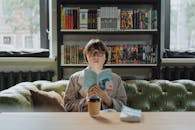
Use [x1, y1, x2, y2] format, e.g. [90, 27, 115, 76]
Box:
[83, 39, 108, 64]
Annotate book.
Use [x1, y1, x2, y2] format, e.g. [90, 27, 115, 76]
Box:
[120, 105, 142, 122]
[84, 68, 113, 92]
[80, 9, 88, 29]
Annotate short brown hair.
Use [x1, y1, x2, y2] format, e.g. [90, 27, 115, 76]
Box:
[83, 39, 108, 64]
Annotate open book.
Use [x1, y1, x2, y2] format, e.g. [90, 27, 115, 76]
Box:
[84, 68, 113, 92]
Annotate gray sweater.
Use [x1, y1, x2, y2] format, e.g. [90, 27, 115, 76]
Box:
[64, 68, 127, 112]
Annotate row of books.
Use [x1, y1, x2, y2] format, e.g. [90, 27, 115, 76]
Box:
[61, 43, 157, 65]
[61, 6, 158, 30]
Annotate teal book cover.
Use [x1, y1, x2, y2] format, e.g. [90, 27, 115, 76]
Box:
[84, 68, 113, 92]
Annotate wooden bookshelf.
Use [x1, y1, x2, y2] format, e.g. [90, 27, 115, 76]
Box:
[57, 0, 161, 80]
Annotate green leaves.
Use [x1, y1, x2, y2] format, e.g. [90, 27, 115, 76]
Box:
[2, 0, 40, 33]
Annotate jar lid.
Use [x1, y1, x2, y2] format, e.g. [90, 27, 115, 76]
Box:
[87, 96, 100, 102]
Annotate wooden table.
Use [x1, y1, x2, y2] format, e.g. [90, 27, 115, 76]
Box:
[0, 112, 195, 130]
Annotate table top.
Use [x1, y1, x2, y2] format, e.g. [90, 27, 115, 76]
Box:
[0, 112, 195, 130]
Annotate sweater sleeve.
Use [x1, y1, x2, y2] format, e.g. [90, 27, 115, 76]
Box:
[101, 74, 127, 112]
[111, 77, 127, 111]
[64, 74, 87, 112]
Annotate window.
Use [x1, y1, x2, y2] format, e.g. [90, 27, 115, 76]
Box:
[0, 0, 49, 54]
[23, 35, 33, 48]
[168, 0, 195, 51]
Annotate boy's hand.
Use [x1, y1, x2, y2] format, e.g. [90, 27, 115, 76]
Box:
[88, 86, 112, 107]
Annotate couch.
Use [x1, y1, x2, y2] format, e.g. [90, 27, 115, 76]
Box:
[0, 79, 195, 112]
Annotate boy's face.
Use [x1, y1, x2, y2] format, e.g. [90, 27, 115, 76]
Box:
[86, 49, 106, 70]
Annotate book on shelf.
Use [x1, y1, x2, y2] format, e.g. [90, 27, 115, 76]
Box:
[70, 45, 77, 64]
[61, 43, 157, 65]
[99, 7, 120, 30]
[60, 7, 80, 29]
[83, 69, 113, 92]
[61, 45, 65, 65]
[61, 6, 158, 30]
[107, 46, 112, 64]
[80, 9, 88, 29]
[120, 8, 157, 30]
[152, 9, 158, 29]
[110, 44, 119, 64]
[148, 8, 152, 29]
[65, 44, 70, 64]
[122, 44, 129, 64]
[120, 9, 134, 29]
[88, 9, 97, 29]
[78, 46, 84, 64]
[61, 6, 66, 29]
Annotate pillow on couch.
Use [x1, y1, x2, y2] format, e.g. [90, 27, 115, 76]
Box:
[30, 90, 65, 112]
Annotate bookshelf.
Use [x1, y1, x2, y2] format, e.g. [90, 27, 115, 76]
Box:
[57, 0, 161, 80]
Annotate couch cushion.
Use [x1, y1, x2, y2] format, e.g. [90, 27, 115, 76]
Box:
[0, 93, 33, 112]
[33, 80, 69, 97]
[30, 90, 66, 112]
[0, 82, 38, 112]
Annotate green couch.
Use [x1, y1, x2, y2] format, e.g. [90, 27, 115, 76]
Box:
[1, 79, 195, 112]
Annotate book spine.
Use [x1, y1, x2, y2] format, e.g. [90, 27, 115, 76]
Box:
[65, 8, 69, 29]
[80, 9, 88, 30]
[61, 6, 66, 29]
[88, 10, 91, 29]
[61, 45, 64, 65]
[153, 9, 158, 29]
[148, 8, 152, 29]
